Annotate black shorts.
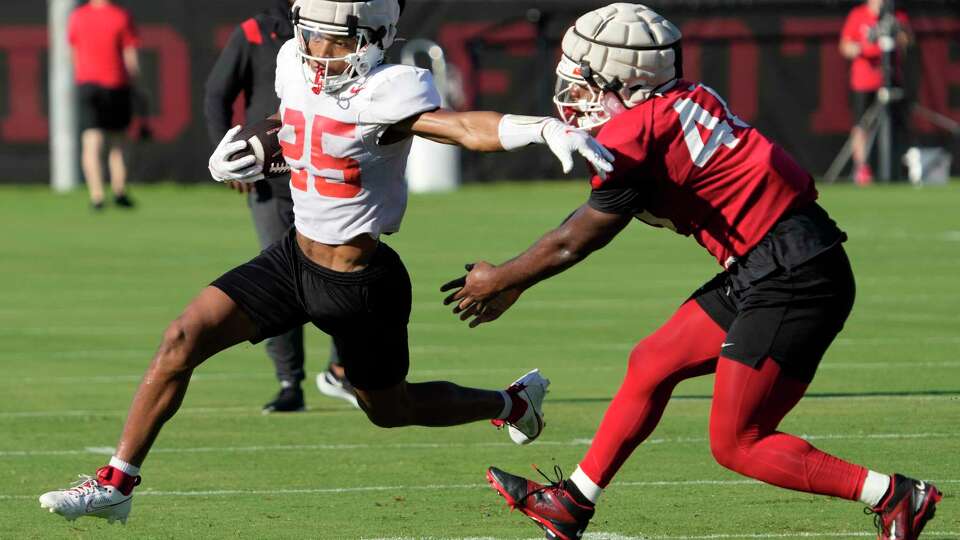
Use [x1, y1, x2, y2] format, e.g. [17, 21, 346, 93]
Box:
[77, 84, 132, 131]
[850, 90, 877, 125]
[693, 203, 855, 382]
[211, 228, 412, 391]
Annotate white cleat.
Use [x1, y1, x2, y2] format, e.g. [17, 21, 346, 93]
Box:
[316, 368, 360, 409]
[499, 368, 550, 445]
[39, 473, 133, 524]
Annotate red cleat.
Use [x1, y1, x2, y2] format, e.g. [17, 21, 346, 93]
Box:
[855, 163, 874, 186]
[486, 466, 594, 540]
[869, 474, 943, 540]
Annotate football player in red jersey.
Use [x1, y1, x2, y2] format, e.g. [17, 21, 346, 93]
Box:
[443, 4, 941, 540]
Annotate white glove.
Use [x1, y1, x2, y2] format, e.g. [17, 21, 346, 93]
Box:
[497, 115, 615, 179]
[541, 119, 615, 178]
[208, 125, 263, 183]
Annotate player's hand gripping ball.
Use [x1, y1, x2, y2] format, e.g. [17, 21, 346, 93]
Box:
[208, 119, 289, 183]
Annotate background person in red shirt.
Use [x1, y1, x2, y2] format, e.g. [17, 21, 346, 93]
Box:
[839, 0, 912, 185]
[68, 0, 141, 210]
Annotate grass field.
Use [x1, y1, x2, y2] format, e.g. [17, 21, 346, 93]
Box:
[1, 181, 958, 539]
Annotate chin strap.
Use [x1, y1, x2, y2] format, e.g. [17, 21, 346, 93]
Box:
[312, 67, 323, 95]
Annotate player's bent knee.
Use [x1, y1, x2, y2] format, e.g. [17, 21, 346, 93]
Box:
[709, 432, 748, 472]
[154, 318, 199, 372]
[627, 340, 655, 369]
[624, 340, 670, 389]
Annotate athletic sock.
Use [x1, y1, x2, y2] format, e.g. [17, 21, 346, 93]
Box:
[859, 470, 892, 508]
[568, 466, 601, 505]
[109, 455, 140, 477]
[99, 460, 141, 496]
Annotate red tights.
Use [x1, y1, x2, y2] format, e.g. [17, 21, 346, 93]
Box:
[578, 301, 867, 500]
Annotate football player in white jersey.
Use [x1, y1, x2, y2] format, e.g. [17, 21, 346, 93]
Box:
[37, 0, 615, 525]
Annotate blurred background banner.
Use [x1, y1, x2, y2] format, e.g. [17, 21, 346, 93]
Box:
[1, 0, 957, 183]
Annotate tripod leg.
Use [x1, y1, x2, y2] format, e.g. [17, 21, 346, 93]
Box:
[824, 101, 882, 184]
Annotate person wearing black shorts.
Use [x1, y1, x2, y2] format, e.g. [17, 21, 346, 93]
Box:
[37, 0, 618, 525]
[211, 228, 413, 392]
[68, 0, 140, 210]
[691, 203, 854, 385]
[453, 5, 940, 539]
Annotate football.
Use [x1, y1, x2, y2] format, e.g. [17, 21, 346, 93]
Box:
[228, 117, 289, 178]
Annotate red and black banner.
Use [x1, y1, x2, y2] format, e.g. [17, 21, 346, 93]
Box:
[1, 0, 957, 183]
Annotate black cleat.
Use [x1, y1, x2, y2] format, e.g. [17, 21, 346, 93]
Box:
[486, 466, 594, 540]
[91, 200, 105, 212]
[262, 386, 305, 414]
[869, 473, 943, 540]
[113, 194, 135, 209]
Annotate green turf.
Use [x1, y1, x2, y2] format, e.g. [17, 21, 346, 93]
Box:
[1, 181, 958, 539]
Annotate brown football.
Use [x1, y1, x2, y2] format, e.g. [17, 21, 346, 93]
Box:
[228, 118, 289, 178]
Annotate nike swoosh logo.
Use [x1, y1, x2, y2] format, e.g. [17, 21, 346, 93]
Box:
[721, 342, 735, 348]
[86, 497, 131, 512]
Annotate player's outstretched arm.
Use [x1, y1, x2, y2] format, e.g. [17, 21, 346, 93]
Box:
[442, 204, 631, 327]
[388, 110, 614, 177]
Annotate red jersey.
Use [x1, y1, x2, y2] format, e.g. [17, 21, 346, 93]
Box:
[68, 3, 139, 88]
[589, 81, 817, 268]
[840, 5, 910, 92]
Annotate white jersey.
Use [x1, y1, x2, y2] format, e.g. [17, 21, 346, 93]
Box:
[274, 39, 441, 244]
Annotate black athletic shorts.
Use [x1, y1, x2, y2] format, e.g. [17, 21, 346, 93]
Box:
[211, 228, 412, 391]
[77, 84, 132, 131]
[692, 203, 855, 383]
[850, 90, 877, 126]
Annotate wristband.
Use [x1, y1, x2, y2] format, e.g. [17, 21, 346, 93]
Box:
[497, 115, 550, 151]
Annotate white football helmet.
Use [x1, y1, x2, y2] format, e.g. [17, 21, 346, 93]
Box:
[291, 0, 402, 94]
[554, 3, 682, 128]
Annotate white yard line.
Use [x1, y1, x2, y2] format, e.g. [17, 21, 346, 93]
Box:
[1, 432, 956, 458]
[4, 358, 960, 386]
[7, 479, 959, 499]
[2, 390, 956, 420]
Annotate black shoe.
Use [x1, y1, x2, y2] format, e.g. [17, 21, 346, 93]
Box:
[114, 194, 135, 209]
[262, 386, 305, 414]
[91, 200, 105, 212]
[486, 466, 594, 540]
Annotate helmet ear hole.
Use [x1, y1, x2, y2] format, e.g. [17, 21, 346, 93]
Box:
[371, 26, 387, 46]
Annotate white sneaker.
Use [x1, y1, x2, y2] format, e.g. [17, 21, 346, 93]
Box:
[316, 368, 360, 409]
[39, 470, 134, 524]
[498, 368, 550, 445]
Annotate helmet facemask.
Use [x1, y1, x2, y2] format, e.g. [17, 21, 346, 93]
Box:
[553, 55, 627, 130]
[293, 8, 387, 94]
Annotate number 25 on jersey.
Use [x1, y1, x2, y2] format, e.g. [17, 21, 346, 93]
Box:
[279, 108, 362, 198]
